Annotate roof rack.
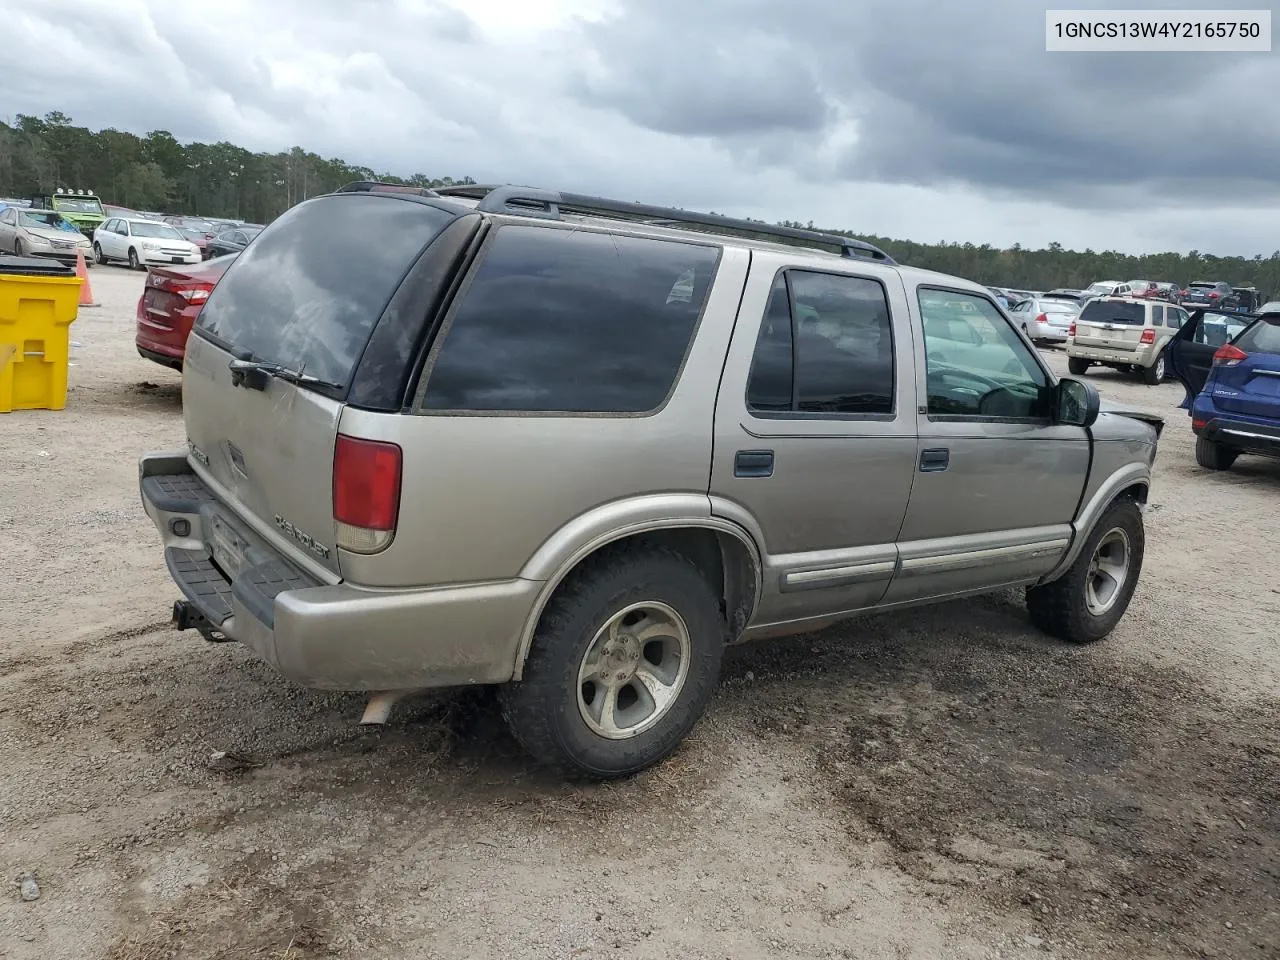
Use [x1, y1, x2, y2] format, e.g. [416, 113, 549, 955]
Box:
[432, 184, 895, 264]
[337, 181, 440, 197]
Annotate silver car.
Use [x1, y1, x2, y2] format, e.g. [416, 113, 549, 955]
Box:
[138, 184, 1163, 779]
[1009, 296, 1079, 345]
[1067, 296, 1190, 384]
[0, 206, 94, 265]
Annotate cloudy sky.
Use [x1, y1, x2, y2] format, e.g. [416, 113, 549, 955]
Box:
[3, 0, 1278, 256]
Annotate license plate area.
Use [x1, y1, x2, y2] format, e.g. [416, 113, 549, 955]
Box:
[208, 513, 249, 580]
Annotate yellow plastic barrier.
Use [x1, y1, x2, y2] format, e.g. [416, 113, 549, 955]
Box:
[0, 257, 82, 413]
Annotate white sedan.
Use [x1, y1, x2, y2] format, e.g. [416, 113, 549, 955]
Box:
[93, 217, 202, 269]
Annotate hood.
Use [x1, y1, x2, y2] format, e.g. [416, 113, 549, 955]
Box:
[1098, 399, 1165, 436]
[24, 225, 89, 243]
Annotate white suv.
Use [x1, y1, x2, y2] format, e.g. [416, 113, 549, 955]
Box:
[1067, 297, 1190, 384]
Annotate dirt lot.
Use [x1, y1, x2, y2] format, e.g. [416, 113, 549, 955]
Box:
[2, 266, 1277, 960]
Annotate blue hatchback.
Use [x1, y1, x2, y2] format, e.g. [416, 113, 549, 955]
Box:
[1168, 309, 1280, 470]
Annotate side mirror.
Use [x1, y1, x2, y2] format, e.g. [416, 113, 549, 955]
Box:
[1055, 377, 1100, 427]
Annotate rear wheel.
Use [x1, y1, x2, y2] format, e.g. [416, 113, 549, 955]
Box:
[128, 248, 140, 270]
[499, 545, 725, 780]
[1195, 435, 1238, 470]
[1068, 357, 1090, 375]
[1142, 351, 1166, 385]
[1027, 499, 1144, 644]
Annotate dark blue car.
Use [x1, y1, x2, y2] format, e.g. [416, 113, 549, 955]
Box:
[1168, 309, 1280, 470]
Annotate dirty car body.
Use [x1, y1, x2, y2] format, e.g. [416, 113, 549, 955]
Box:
[138, 184, 1162, 778]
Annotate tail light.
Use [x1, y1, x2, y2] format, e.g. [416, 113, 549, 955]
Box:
[146, 272, 215, 303]
[1140, 328, 1156, 344]
[333, 435, 402, 554]
[1212, 344, 1248, 366]
[1068, 322, 1076, 337]
[1209, 291, 1220, 298]
[1035, 313, 1048, 324]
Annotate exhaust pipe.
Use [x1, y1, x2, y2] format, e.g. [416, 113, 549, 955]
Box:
[360, 689, 418, 725]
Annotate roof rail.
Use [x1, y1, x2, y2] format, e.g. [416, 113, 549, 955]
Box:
[336, 181, 440, 197]
[432, 184, 895, 263]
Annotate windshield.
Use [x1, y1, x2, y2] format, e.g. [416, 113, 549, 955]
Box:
[1086, 282, 1113, 294]
[21, 211, 79, 232]
[130, 222, 184, 240]
[1080, 300, 1145, 325]
[195, 194, 456, 389]
[179, 228, 207, 241]
[53, 197, 104, 215]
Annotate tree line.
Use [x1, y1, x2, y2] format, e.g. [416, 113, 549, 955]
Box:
[2, 111, 1275, 298]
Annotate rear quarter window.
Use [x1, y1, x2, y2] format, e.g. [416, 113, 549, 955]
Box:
[195, 194, 456, 387]
[418, 225, 720, 413]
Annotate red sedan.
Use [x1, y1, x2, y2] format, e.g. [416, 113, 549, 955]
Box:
[135, 254, 236, 370]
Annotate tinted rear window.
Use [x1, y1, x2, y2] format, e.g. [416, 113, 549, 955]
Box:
[420, 225, 719, 413]
[1236, 317, 1280, 355]
[195, 195, 455, 387]
[1080, 301, 1145, 325]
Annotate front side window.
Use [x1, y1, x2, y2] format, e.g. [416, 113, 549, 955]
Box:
[918, 288, 1051, 420]
[745, 270, 895, 416]
[421, 226, 719, 413]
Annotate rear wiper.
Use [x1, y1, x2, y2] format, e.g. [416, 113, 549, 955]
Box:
[228, 358, 341, 392]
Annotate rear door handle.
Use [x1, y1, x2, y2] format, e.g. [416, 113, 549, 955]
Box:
[919, 447, 950, 473]
[734, 449, 774, 478]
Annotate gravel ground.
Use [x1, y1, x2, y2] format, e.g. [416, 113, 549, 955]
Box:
[1, 267, 1277, 960]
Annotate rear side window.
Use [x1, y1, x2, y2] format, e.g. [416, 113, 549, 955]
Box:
[746, 270, 895, 416]
[195, 195, 455, 388]
[420, 226, 719, 413]
[1235, 317, 1280, 354]
[1080, 300, 1145, 325]
[1151, 305, 1164, 325]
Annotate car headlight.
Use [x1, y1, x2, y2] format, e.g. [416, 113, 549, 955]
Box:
[140, 240, 159, 250]
[27, 234, 51, 247]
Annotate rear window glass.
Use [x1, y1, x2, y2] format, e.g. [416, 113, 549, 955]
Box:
[1189, 282, 1216, 290]
[1235, 317, 1280, 355]
[1042, 300, 1077, 313]
[1080, 300, 1145, 325]
[421, 226, 719, 413]
[195, 195, 454, 387]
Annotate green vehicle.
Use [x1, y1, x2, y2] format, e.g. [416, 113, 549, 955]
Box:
[27, 189, 106, 239]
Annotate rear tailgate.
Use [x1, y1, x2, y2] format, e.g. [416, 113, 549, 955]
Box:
[1074, 299, 1146, 352]
[182, 193, 460, 578]
[1210, 317, 1280, 420]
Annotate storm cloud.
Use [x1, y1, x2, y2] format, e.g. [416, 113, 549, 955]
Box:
[2, 0, 1277, 255]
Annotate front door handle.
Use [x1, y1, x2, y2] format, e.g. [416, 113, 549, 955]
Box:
[919, 447, 950, 473]
[734, 449, 774, 478]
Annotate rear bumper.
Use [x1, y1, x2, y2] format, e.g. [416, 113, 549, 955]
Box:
[1194, 417, 1280, 458]
[1067, 343, 1157, 366]
[1030, 326, 1069, 343]
[138, 452, 535, 690]
[136, 299, 198, 365]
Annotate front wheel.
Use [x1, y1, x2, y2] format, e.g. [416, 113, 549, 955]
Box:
[94, 242, 107, 265]
[13, 238, 23, 257]
[1026, 499, 1144, 644]
[1195, 435, 1238, 470]
[127, 248, 140, 270]
[1067, 357, 1090, 375]
[499, 545, 725, 780]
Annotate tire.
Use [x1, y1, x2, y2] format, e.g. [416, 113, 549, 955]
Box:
[1195, 435, 1238, 470]
[128, 248, 140, 270]
[1026, 498, 1144, 644]
[13, 238, 22, 257]
[94, 243, 107, 265]
[1068, 357, 1090, 375]
[499, 545, 725, 780]
[1142, 351, 1166, 385]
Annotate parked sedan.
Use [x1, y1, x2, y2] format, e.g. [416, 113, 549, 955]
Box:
[0, 206, 95, 265]
[1168, 309, 1280, 470]
[203, 226, 262, 259]
[94, 218, 202, 269]
[135, 254, 237, 370]
[1008, 296, 1080, 345]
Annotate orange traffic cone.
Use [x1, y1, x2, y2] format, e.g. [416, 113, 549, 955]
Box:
[75, 248, 100, 308]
